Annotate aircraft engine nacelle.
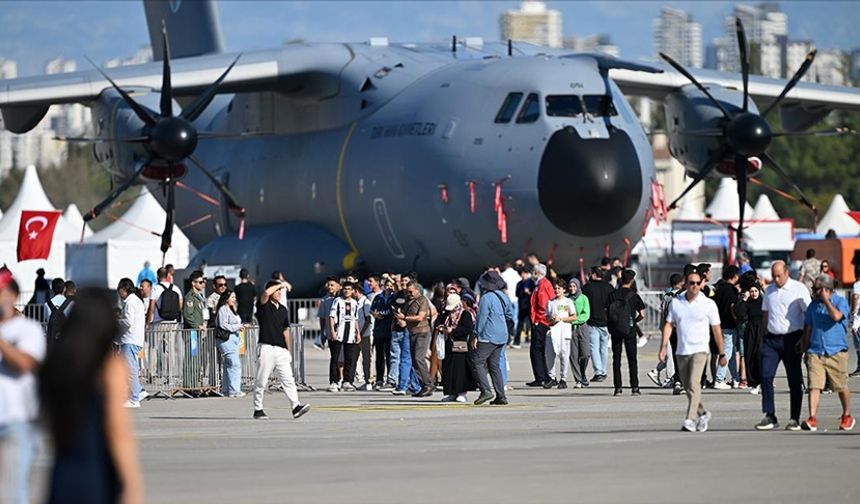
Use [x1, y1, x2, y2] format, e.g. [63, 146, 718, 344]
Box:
[187, 223, 358, 295]
[664, 83, 762, 178]
[90, 89, 154, 180]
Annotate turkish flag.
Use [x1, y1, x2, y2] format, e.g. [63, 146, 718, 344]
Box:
[848, 211, 860, 226]
[17, 210, 63, 262]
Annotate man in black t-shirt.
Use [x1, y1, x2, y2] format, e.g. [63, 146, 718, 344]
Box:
[582, 267, 614, 382]
[712, 266, 740, 388]
[252, 280, 310, 420]
[606, 269, 646, 396]
[234, 268, 257, 324]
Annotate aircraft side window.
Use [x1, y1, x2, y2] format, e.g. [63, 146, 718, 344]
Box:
[583, 95, 618, 117]
[494, 92, 524, 123]
[545, 95, 584, 117]
[515, 93, 540, 124]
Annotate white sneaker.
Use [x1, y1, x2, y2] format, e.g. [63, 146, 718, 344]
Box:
[749, 385, 761, 395]
[682, 419, 696, 432]
[229, 391, 246, 398]
[341, 382, 357, 392]
[731, 381, 739, 389]
[124, 400, 140, 408]
[637, 336, 649, 348]
[455, 394, 467, 403]
[696, 411, 712, 432]
[138, 390, 150, 401]
[662, 377, 675, 388]
[327, 383, 340, 392]
[360, 383, 374, 391]
[713, 381, 732, 390]
[647, 368, 661, 386]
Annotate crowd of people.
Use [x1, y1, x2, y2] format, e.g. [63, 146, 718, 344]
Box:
[2, 248, 860, 503]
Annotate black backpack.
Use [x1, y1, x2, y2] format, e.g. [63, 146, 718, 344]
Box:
[607, 291, 635, 335]
[157, 283, 181, 321]
[47, 298, 72, 341]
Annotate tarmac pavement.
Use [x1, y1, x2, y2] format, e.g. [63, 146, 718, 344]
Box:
[31, 343, 860, 503]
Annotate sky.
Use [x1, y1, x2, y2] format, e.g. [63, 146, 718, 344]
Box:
[1, 1, 859, 77]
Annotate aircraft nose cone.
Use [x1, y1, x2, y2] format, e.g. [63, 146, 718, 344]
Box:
[538, 127, 643, 237]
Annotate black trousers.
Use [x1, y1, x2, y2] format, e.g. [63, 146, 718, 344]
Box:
[374, 332, 392, 384]
[329, 340, 360, 384]
[529, 323, 550, 383]
[611, 331, 639, 389]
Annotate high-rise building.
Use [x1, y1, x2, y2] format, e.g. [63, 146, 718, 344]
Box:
[708, 3, 786, 77]
[653, 8, 702, 68]
[812, 49, 846, 86]
[0, 58, 16, 79]
[563, 34, 619, 57]
[850, 49, 860, 84]
[500, 1, 563, 48]
[785, 40, 816, 82]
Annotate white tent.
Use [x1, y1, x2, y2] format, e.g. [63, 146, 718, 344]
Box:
[0, 165, 70, 301]
[705, 178, 754, 221]
[752, 194, 780, 221]
[66, 187, 192, 288]
[816, 194, 860, 236]
[63, 204, 93, 240]
[675, 195, 705, 221]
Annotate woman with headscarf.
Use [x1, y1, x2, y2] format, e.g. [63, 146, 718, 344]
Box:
[735, 282, 765, 394]
[440, 293, 477, 402]
[568, 278, 591, 388]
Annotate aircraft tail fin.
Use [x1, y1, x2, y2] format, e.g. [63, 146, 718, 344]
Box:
[143, 0, 225, 60]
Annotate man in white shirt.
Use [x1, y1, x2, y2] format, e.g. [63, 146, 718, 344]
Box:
[117, 278, 146, 407]
[660, 271, 726, 433]
[756, 260, 811, 431]
[0, 270, 47, 504]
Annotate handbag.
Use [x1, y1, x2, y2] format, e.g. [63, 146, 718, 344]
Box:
[214, 325, 230, 341]
[451, 340, 469, 353]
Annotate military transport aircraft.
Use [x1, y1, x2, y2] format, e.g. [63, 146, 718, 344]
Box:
[2, 0, 859, 292]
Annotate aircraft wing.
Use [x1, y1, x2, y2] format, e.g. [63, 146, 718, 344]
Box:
[0, 44, 353, 133]
[610, 63, 860, 128]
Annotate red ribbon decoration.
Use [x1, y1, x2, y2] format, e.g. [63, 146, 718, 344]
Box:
[604, 243, 611, 258]
[578, 253, 585, 284]
[623, 237, 631, 267]
[468, 181, 476, 213]
[499, 210, 508, 244]
[439, 184, 449, 204]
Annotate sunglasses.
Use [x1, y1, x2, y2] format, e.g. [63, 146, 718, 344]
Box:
[687, 281, 702, 286]
[193, 279, 205, 284]
[215, 283, 227, 288]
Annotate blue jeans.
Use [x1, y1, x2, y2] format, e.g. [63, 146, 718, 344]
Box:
[715, 329, 739, 383]
[218, 334, 242, 395]
[392, 330, 420, 393]
[0, 421, 38, 504]
[588, 325, 610, 376]
[500, 345, 508, 385]
[119, 343, 142, 402]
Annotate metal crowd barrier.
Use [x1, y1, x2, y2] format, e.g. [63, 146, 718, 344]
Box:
[138, 324, 309, 398]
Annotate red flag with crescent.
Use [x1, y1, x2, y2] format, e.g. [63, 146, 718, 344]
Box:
[17, 210, 62, 262]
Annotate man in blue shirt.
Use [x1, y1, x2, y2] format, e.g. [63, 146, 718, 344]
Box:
[137, 261, 157, 287]
[472, 271, 516, 405]
[799, 275, 855, 431]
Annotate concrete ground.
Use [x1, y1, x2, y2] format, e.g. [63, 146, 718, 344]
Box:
[33, 344, 860, 503]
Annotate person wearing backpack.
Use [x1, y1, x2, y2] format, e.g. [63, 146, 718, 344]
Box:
[147, 267, 184, 327]
[606, 269, 646, 396]
[44, 278, 74, 343]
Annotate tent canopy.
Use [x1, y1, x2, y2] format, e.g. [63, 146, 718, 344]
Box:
[705, 178, 754, 221]
[752, 194, 780, 221]
[816, 194, 860, 236]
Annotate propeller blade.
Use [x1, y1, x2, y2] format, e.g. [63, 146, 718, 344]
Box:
[667, 147, 728, 210]
[761, 50, 817, 118]
[53, 135, 149, 143]
[772, 127, 857, 137]
[680, 129, 725, 137]
[736, 18, 750, 112]
[161, 173, 176, 254]
[760, 152, 816, 213]
[659, 52, 731, 118]
[85, 56, 156, 128]
[180, 53, 242, 122]
[735, 154, 748, 246]
[188, 154, 245, 213]
[83, 158, 151, 222]
[197, 131, 274, 139]
[159, 21, 173, 118]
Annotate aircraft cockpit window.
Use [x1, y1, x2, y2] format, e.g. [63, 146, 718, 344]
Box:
[515, 93, 540, 124]
[583, 95, 618, 117]
[494, 92, 524, 123]
[545, 95, 584, 117]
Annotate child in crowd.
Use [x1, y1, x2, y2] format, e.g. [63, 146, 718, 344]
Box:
[545, 282, 577, 389]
